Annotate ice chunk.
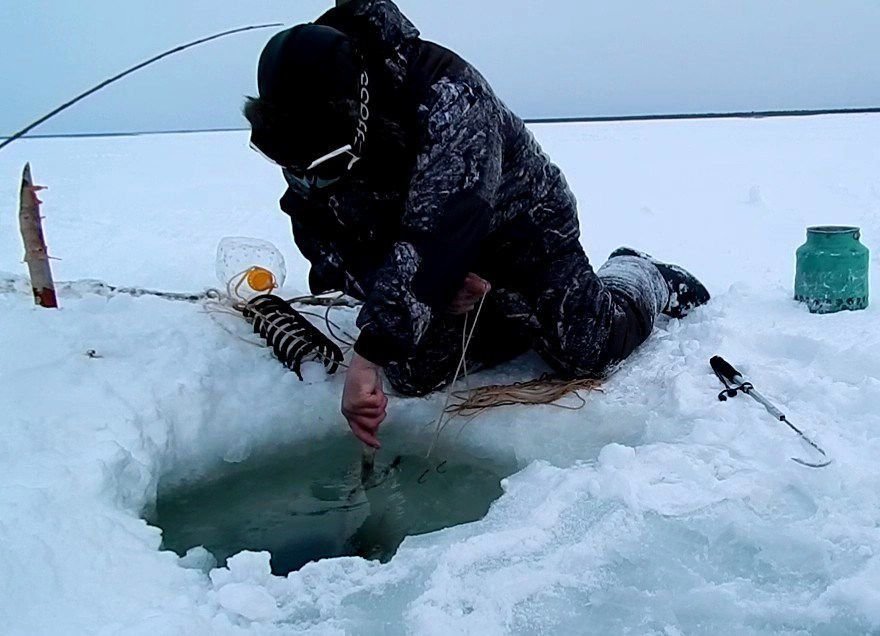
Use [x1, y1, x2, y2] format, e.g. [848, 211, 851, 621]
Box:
[598, 443, 636, 469]
[178, 546, 217, 572]
[216, 582, 279, 622]
[224, 550, 273, 584]
[299, 360, 330, 383]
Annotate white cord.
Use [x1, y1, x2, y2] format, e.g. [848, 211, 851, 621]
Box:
[426, 294, 487, 458]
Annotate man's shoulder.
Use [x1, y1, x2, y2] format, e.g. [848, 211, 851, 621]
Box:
[403, 41, 471, 110]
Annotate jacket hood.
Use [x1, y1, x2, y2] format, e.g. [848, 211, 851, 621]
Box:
[318, 0, 419, 49]
[316, 0, 420, 85]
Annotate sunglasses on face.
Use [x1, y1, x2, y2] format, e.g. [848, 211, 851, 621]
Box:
[251, 142, 361, 192]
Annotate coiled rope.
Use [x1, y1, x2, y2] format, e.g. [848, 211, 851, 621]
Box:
[426, 296, 603, 456]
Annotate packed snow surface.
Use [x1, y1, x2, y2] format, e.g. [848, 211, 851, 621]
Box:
[1, 114, 879, 634]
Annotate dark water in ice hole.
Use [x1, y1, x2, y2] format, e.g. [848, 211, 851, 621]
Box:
[151, 435, 514, 575]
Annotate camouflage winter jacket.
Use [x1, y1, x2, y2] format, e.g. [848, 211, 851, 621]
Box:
[280, 0, 580, 366]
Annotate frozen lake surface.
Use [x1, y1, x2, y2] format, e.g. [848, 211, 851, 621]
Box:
[1, 114, 879, 634]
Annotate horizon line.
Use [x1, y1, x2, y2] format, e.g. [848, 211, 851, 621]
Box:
[3, 106, 879, 141]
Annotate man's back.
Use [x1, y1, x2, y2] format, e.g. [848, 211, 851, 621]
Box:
[287, 0, 581, 306]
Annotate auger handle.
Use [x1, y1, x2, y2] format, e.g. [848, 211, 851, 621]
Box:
[710, 355, 743, 385]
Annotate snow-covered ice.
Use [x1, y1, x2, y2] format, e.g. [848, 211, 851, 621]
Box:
[1, 114, 879, 634]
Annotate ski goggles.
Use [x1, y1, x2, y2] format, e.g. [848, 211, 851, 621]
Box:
[251, 141, 360, 192]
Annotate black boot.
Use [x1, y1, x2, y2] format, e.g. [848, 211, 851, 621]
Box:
[609, 247, 710, 318]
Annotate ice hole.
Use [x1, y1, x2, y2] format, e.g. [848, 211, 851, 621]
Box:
[150, 434, 515, 575]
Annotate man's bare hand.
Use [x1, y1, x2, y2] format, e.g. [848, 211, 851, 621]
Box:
[448, 272, 491, 315]
[342, 353, 388, 448]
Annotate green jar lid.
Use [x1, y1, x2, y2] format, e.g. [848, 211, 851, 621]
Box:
[807, 225, 861, 240]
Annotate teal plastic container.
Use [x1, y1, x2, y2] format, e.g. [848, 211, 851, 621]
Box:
[794, 226, 869, 313]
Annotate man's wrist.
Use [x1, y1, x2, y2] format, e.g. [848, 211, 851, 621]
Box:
[351, 352, 380, 370]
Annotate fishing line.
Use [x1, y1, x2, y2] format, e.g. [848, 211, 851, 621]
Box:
[426, 294, 487, 458]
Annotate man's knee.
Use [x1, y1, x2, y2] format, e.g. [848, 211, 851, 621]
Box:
[535, 290, 653, 379]
[537, 334, 612, 379]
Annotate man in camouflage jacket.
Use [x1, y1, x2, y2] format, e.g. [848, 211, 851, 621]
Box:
[245, 0, 709, 448]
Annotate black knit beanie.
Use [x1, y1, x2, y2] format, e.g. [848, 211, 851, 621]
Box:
[250, 24, 360, 167]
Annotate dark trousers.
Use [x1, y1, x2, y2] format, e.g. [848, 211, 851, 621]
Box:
[383, 246, 669, 396]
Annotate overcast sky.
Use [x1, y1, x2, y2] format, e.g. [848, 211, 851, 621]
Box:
[2, 0, 879, 136]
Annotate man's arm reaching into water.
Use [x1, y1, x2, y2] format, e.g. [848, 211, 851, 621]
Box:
[343, 77, 503, 444]
[344, 272, 490, 448]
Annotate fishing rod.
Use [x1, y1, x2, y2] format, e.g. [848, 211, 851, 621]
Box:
[710, 355, 832, 468]
[0, 22, 283, 152]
